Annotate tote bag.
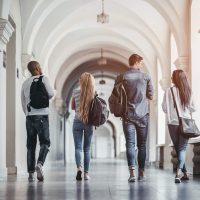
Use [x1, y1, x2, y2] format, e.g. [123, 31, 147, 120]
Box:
[170, 87, 200, 138]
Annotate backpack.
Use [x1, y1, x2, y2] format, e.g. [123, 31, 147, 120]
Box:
[88, 93, 109, 127]
[28, 76, 49, 111]
[108, 75, 127, 117]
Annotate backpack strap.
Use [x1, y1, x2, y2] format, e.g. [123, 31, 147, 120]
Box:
[39, 75, 43, 81]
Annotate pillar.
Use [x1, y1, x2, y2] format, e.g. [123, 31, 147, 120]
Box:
[0, 18, 14, 175]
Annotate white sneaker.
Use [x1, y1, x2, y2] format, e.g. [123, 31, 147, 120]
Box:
[128, 176, 136, 182]
[35, 163, 44, 182]
[84, 173, 90, 180]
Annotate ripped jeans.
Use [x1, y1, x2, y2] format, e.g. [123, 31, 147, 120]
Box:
[26, 115, 50, 173]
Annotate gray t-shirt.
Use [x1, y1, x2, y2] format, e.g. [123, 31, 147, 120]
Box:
[73, 87, 81, 120]
[21, 75, 54, 116]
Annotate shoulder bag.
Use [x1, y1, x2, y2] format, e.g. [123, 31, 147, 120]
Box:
[170, 87, 200, 138]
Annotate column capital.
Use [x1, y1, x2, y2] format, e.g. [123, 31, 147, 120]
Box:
[0, 18, 14, 46]
[159, 77, 170, 91]
[174, 56, 190, 73]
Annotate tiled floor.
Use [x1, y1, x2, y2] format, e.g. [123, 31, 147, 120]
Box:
[0, 159, 200, 200]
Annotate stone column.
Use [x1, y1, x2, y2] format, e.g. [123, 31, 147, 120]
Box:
[21, 53, 33, 78]
[174, 56, 190, 78]
[158, 77, 172, 169]
[55, 97, 65, 116]
[0, 18, 14, 175]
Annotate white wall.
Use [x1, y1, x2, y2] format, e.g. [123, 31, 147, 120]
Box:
[191, 0, 200, 132]
[0, 50, 7, 174]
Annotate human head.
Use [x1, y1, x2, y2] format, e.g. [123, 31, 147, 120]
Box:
[172, 69, 188, 86]
[172, 69, 191, 108]
[79, 72, 95, 91]
[129, 54, 143, 68]
[27, 61, 42, 76]
[79, 72, 95, 124]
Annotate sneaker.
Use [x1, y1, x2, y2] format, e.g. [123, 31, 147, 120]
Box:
[84, 173, 90, 180]
[128, 176, 136, 182]
[76, 170, 82, 181]
[175, 175, 181, 183]
[28, 173, 35, 182]
[35, 164, 44, 182]
[138, 175, 146, 182]
[181, 175, 189, 181]
[138, 169, 146, 182]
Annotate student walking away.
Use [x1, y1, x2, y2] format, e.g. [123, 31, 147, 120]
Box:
[21, 61, 54, 182]
[71, 72, 95, 181]
[111, 54, 153, 182]
[162, 69, 196, 183]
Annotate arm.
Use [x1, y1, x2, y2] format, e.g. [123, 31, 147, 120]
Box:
[43, 76, 54, 99]
[146, 75, 153, 100]
[189, 93, 196, 113]
[21, 86, 26, 114]
[71, 96, 75, 110]
[162, 90, 167, 113]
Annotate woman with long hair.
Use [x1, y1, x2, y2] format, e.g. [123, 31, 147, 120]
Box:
[71, 72, 95, 180]
[162, 69, 196, 183]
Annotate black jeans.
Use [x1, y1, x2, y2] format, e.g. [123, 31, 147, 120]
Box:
[168, 124, 188, 172]
[26, 115, 50, 173]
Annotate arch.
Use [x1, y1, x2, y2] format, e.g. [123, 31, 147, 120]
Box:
[144, 0, 188, 56]
[22, 0, 170, 81]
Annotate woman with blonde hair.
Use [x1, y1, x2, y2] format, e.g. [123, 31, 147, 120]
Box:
[71, 72, 95, 180]
[162, 69, 196, 183]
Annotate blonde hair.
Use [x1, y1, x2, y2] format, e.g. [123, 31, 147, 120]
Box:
[79, 72, 95, 124]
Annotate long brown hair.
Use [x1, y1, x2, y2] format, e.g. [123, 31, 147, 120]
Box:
[172, 70, 191, 109]
[79, 72, 95, 124]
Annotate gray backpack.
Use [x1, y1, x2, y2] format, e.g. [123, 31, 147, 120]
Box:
[108, 75, 127, 117]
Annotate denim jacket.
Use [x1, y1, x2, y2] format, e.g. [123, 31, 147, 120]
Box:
[115, 68, 153, 120]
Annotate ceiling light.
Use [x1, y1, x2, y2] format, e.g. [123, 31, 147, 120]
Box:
[97, 0, 109, 24]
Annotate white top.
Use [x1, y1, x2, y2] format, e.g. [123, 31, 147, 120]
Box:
[73, 87, 81, 120]
[21, 75, 54, 116]
[162, 86, 196, 125]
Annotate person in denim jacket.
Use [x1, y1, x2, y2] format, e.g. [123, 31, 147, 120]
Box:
[115, 54, 153, 182]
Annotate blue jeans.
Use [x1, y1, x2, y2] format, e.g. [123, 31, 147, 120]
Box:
[122, 115, 149, 170]
[26, 115, 50, 173]
[168, 124, 189, 172]
[73, 118, 93, 172]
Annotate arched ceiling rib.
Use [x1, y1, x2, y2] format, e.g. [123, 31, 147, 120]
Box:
[19, 0, 186, 103]
[21, 0, 177, 78]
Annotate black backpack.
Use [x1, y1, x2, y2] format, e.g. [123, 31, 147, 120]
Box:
[88, 93, 109, 127]
[108, 75, 127, 117]
[28, 76, 49, 111]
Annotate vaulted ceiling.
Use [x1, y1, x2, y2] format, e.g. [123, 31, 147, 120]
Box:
[19, 0, 189, 102]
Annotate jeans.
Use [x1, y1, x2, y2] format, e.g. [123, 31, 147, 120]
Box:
[73, 118, 93, 172]
[168, 124, 189, 172]
[26, 115, 50, 173]
[122, 115, 149, 170]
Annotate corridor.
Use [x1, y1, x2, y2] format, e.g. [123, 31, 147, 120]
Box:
[0, 160, 200, 200]
[1, 0, 200, 199]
